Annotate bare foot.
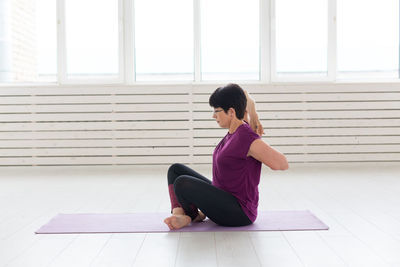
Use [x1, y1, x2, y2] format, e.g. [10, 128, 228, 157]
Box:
[193, 211, 206, 222]
[164, 214, 192, 230]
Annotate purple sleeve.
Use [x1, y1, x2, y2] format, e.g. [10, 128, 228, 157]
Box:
[237, 125, 260, 158]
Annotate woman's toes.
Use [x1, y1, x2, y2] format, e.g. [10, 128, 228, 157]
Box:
[164, 215, 191, 230]
[171, 215, 191, 229]
[164, 217, 174, 229]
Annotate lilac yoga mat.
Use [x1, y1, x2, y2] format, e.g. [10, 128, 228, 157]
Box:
[36, 210, 328, 234]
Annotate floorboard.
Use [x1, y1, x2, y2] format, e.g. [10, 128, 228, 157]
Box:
[0, 164, 399, 267]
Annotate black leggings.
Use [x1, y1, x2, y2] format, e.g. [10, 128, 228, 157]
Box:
[167, 163, 252, 227]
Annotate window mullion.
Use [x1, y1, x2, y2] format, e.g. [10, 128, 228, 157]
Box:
[117, 0, 124, 83]
[328, 0, 337, 81]
[56, 0, 67, 84]
[270, 0, 277, 82]
[194, 0, 201, 82]
[123, 0, 135, 83]
[260, 0, 270, 82]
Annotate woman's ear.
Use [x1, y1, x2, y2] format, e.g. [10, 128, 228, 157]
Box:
[229, 108, 235, 117]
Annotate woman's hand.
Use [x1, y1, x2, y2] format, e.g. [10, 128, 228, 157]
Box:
[249, 114, 264, 136]
[244, 90, 264, 136]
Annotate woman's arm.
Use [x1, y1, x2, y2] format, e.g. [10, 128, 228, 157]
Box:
[243, 90, 264, 136]
[247, 139, 289, 170]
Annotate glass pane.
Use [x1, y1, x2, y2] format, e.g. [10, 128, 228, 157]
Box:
[36, 0, 57, 82]
[275, 0, 328, 77]
[337, 0, 399, 79]
[65, 0, 119, 79]
[201, 0, 259, 81]
[0, 0, 56, 83]
[134, 0, 193, 81]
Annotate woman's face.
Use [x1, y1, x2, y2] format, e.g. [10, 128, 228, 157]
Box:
[212, 108, 232, 128]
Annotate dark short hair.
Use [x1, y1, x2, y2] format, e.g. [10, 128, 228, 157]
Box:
[209, 83, 247, 119]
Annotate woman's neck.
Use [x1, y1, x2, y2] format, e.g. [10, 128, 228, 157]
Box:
[228, 119, 244, 134]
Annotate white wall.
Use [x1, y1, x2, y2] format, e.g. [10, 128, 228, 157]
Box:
[0, 83, 399, 166]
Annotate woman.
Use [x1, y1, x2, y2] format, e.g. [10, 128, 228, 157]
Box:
[164, 83, 288, 230]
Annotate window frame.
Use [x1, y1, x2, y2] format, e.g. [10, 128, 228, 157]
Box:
[1, 0, 399, 86]
[57, 0, 125, 85]
[269, 0, 337, 83]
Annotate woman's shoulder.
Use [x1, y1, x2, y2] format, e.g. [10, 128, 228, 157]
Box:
[236, 123, 260, 141]
[239, 123, 258, 135]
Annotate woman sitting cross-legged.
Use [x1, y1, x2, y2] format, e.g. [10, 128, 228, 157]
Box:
[164, 83, 289, 230]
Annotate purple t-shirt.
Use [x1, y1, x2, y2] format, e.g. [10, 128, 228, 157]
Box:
[212, 123, 262, 222]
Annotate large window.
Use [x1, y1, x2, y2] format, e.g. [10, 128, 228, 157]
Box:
[0, 0, 56, 83]
[201, 0, 259, 81]
[36, 0, 57, 82]
[274, 0, 328, 78]
[0, 0, 399, 84]
[65, 0, 119, 80]
[134, 0, 193, 81]
[337, 0, 399, 79]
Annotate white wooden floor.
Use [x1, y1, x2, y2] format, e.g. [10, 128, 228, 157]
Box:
[0, 163, 400, 267]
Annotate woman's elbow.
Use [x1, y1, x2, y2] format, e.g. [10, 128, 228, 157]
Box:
[271, 164, 289, 171]
[281, 155, 289, 170]
[270, 155, 289, 171]
[281, 159, 289, 170]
